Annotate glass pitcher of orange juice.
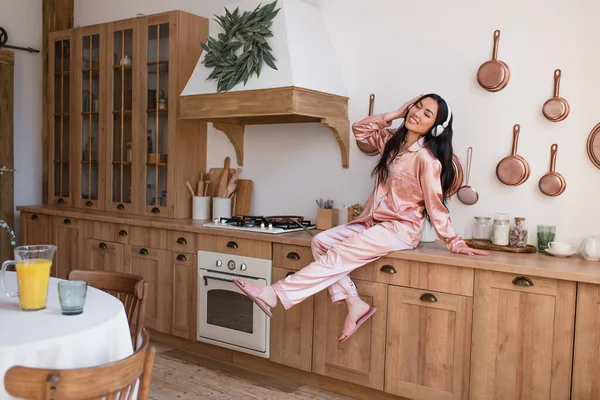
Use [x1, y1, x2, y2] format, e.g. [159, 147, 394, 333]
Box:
[1, 245, 56, 311]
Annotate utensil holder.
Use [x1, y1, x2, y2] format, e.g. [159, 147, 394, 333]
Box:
[212, 197, 232, 220]
[317, 208, 338, 230]
[193, 196, 211, 220]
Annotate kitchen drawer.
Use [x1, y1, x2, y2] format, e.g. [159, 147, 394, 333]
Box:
[51, 215, 79, 228]
[83, 220, 117, 242]
[121, 225, 167, 249]
[167, 231, 195, 253]
[197, 233, 271, 259]
[273, 244, 314, 271]
[351, 257, 474, 297]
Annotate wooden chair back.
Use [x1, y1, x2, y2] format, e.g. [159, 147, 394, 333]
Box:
[4, 330, 155, 400]
[67, 269, 148, 348]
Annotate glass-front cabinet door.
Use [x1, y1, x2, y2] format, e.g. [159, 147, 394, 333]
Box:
[48, 31, 73, 206]
[73, 25, 105, 210]
[106, 19, 137, 213]
[141, 14, 174, 217]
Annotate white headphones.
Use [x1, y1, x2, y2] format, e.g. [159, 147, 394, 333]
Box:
[406, 97, 452, 137]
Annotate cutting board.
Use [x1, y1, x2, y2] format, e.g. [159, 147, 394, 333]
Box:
[207, 167, 253, 216]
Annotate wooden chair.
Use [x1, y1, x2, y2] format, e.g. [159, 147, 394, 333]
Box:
[67, 269, 148, 349]
[4, 329, 156, 400]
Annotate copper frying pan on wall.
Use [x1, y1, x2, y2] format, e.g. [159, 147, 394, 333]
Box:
[477, 30, 511, 92]
[448, 155, 464, 197]
[587, 123, 600, 170]
[542, 69, 569, 122]
[496, 124, 530, 186]
[539, 144, 566, 196]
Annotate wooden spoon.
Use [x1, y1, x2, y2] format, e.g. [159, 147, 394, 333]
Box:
[217, 157, 230, 198]
[185, 181, 196, 197]
[226, 168, 241, 198]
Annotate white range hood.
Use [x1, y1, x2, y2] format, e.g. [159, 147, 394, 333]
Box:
[181, 0, 346, 97]
[179, 0, 351, 168]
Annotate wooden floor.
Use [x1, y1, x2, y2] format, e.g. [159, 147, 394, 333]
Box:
[150, 342, 354, 400]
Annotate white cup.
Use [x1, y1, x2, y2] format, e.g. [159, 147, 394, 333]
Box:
[548, 241, 572, 254]
[192, 196, 211, 220]
[212, 197, 232, 220]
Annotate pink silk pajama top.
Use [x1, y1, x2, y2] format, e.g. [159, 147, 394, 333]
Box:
[351, 114, 468, 253]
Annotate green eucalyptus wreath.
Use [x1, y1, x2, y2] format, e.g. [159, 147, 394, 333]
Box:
[200, 1, 280, 92]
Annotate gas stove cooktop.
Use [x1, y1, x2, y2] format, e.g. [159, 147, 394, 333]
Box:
[203, 215, 316, 234]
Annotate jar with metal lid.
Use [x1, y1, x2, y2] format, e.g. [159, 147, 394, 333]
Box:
[509, 217, 528, 248]
[492, 213, 510, 246]
[472, 216, 492, 242]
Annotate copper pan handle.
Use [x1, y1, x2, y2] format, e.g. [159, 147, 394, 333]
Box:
[492, 30, 500, 61]
[553, 69, 561, 97]
[550, 144, 558, 173]
[368, 94, 375, 116]
[511, 124, 520, 156]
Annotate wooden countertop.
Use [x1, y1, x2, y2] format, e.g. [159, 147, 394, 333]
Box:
[18, 205, 600, 285]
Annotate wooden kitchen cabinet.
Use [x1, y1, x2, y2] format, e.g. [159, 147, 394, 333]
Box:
[170, 251, 196, 340]
[19, 213, 50, 246]
[385, 286, 472, 400]
[82, 238, 123, 272]
[571, 283, 600, 399]
[124, 244, 170, 333]
[73, 24, 106, 210]
[50, 216, 80, 278]
[270, 267, 314, 371]
[48, 30, 73, 206]
[312, 279, 387, 390]
[470, 270, 576, 400]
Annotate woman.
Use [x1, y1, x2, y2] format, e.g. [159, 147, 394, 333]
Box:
[235, 94, 489, 342]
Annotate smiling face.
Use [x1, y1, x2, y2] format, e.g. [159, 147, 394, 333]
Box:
[404, 97, 439, 135]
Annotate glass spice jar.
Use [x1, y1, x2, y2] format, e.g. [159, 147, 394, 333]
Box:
[509, 217, 528, 248]
[472, 216, 492, 242]
[492, 213, 510, 246]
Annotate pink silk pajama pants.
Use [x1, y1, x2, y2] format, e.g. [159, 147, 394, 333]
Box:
[272, 220, 414, 310]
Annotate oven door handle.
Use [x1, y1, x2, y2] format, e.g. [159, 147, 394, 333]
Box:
[203, 275, 235, 286]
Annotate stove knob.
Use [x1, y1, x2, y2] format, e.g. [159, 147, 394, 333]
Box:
[228, 260, 236, 270]
[216, 260, 222, 267]
[260, 222, 265, 228]
[240, 263, 247, 271]
[214, 218, 219, 224]
[268, 223, 273, 230]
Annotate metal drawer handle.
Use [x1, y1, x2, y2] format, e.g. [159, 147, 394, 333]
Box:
[203, 276, 234, 286]
[119, 230, 128, 237]
[512, 276, 534, 287]
[58, 198, 65, 204]
[85, 201, 93, 207]
[285, 271, 295, 278]
[31, 214, 38, 221]
[63, 218, 71, 225]
[420, 293, 438, 303]
[139, 248, 149, 255]
[177, 237, 187, 245]
[176, 254, 187, 262]
[151, 207, 160, 214]
[99, 242, 107, 249]
[286, 252, 300, 260]
[226, 241, 238, 249]
[117, 203, 125, 210]
[380, 265, 397, 274]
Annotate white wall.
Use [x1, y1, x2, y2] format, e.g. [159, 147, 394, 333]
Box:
[1, 0, 43, 238]
[71, 0, 600, 247]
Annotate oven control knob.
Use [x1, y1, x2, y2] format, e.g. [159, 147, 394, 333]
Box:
[216, 260, 222, 267]
[240, 263, 247, 271]
[260, 222, 265, 228]
[268, 223, 273, 230]
[228, 260, 236, 270]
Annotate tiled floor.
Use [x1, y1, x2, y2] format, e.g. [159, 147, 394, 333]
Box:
[149, 343, 353, 400]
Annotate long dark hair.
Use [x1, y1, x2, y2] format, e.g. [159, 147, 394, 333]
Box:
[372, 93, 455, 201]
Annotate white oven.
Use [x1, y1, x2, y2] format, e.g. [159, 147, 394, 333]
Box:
[197, 250, 271, 358]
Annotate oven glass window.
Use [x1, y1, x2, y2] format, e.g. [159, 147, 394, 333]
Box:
[206, 289, 254, 333]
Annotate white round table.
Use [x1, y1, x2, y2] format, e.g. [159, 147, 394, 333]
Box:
[0, 272, 133, 400]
